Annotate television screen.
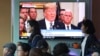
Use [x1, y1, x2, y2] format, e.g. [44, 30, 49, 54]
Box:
[19, 2, 85, 39]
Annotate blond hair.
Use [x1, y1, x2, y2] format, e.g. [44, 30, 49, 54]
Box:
[43, 2, 57, 11]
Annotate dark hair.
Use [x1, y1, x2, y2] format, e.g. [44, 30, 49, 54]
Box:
[36, 39, 49, 49]
[28, 20, 41, 34]
[17, 42, 31, 54]
[28, 7, 36, 13]
[19, 5, 28, 12]
[29, 48, 43, 56]
[28, 20, 42, 42]
[36, 39, 53, 56]
[43, 3, 57, 12]
[3, 43, 16, 54]
[60, 9, 65, 11]
[82, 19, 95, 34]
[53, 43, 70, 56]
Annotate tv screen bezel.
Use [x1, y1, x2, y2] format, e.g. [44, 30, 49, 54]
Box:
[17, 0, 92, 39]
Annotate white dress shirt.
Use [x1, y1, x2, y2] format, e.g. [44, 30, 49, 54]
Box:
[65, 24, 71, 30]
[81, 34, 89, 56]
[45, 19, 54, 30]
[25, 20, 29, 32]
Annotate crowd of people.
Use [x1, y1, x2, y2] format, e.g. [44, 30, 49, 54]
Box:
[4, 2, 100, 56]
[3, 41, 71, 56]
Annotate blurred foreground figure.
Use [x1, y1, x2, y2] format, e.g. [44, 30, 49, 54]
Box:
[3, 43, 16, 56]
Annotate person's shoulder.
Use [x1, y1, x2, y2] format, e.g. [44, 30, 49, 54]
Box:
[38, 19, 45, 25]
[55, 20, 62, 23]
[54, 20, 65, 29]
[87, 34, 98, 44]
[89, 34, 96, 39]
[55, 20, 64, 25]
[34, 34, 42, 38]
[71, 24, 78, 29]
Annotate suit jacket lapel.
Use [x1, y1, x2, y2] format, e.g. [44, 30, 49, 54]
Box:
[43, 19, 46, 29]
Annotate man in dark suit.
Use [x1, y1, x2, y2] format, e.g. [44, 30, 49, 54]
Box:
[39, 19, 64, 29]
[38, 2, 64, 30]
[61, 9, 78, 30]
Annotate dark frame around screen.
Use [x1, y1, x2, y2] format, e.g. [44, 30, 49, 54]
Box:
[18, 0, 92, 39]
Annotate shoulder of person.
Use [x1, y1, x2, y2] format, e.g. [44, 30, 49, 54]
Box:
[89, 34, 97, 40]
[32, 34, 43, 42]
[34, 34, 42, 38]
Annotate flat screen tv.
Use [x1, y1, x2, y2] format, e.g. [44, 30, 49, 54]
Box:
[19, 2, 85, 39]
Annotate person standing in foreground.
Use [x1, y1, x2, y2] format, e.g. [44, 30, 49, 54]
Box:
[81, 19, 99, 56]
[28, 20, 43, 48]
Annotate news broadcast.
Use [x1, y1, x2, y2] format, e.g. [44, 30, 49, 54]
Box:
[19, 2, 85, 39]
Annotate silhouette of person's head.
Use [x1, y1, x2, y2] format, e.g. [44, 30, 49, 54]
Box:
[29, 48, 43, 56]
[3, 43, 16, 56]
[81, 19, 95, 34]
[17, 42, 31, 56]
[53, 43, 70, 56]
